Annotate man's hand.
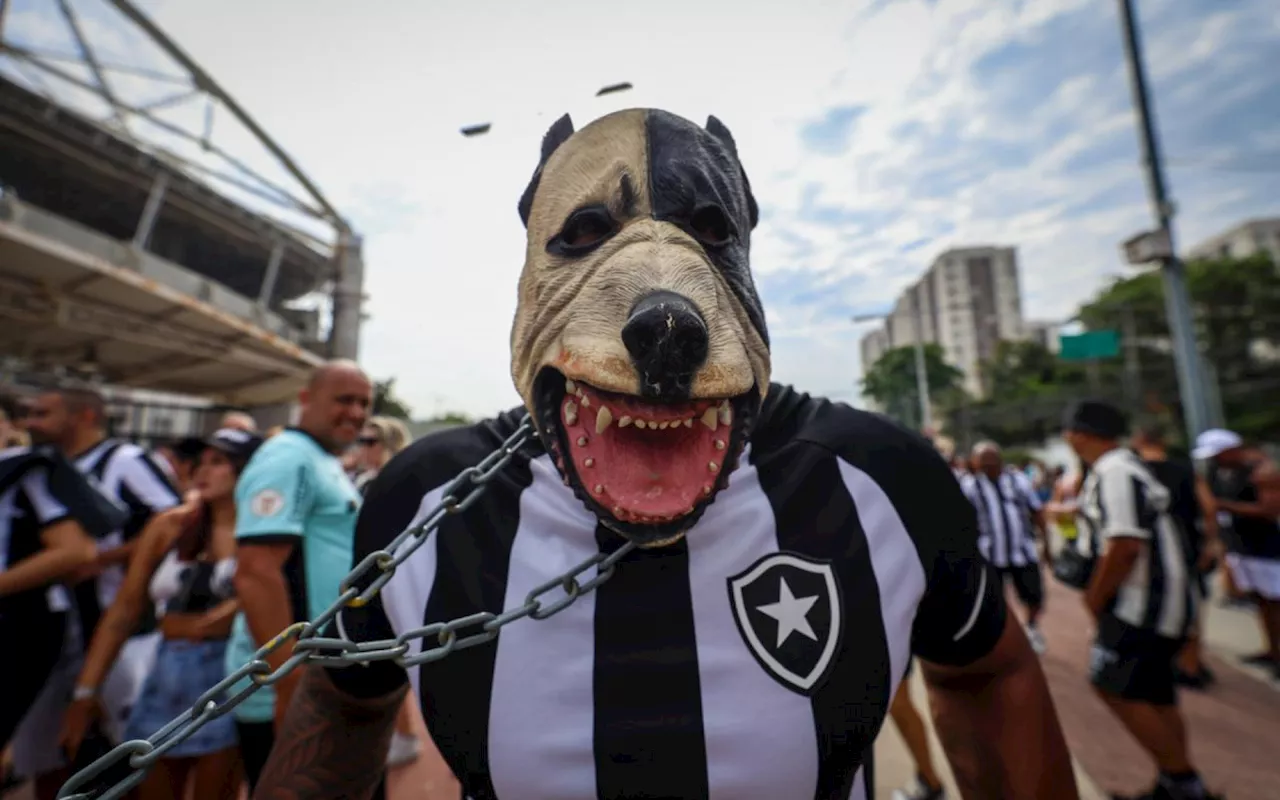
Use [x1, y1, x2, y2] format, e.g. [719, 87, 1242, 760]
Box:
[1196, 537, 1223, 573]
[59, 696, 104, 761]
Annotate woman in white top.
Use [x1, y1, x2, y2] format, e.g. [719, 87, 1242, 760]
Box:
[60, 428, 263, 800]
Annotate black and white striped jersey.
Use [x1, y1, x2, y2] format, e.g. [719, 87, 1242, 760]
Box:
[1, 447, 76, 622]
[1, 446, 127, 624]
[72, 438, 181, 631]
[330, 385, 1008, 800]
[1076, 447, 1195, 639]
[960, 469, 1043, 568]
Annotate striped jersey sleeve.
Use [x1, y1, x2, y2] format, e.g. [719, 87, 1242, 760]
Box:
[794, 405, 1007, 667]
[1012, 470, 1044, 512]
[1095, 458, 1151, 541]
[116, 447, 181, 513]
[20, 466, 72, 526]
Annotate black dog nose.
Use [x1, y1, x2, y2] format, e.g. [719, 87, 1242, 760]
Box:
[621, 290, 710, 401]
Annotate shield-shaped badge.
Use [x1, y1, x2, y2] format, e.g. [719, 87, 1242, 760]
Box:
[727, 551, 843, 696]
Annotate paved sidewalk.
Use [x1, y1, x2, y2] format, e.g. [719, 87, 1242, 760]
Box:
[872, 668, 1106, 800]
[1033, 575, 1280, 800]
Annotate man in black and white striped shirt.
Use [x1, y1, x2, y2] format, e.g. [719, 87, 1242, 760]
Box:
[1, 445, 119, 747]
[19, 386, 181, 789]
[1064, 400, 1218, 800]
[961, 441, 1049, 654]
[246, 108, 1078, 800]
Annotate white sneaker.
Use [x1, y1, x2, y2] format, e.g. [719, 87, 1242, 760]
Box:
[1026, 624, 1047, 655]
[386, 731, 421, 768]
[892, 775, 946, 800]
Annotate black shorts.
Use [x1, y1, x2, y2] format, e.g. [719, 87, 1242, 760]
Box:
[999, 564, 1044, 609]
[1088, 614, 1184, 706]
[0, 611, 66, 748]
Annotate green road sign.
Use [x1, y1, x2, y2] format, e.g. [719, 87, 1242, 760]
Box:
[1058, 329, 1120, 361]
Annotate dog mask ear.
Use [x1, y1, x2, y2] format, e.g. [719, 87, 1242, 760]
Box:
[517, 113, 576, 228]
[706, 115, 759, 231]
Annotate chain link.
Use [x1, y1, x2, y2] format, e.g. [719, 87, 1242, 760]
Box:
[58, 415, 637, 800]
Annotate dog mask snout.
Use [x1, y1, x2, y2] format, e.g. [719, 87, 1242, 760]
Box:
[621, 290, 710, 401]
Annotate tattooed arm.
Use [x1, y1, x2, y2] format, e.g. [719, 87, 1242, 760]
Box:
[253, 664, 407, 800]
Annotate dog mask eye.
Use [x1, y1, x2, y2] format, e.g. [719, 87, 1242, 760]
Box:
[547, 205, 618, 257]
[689, 204, 733, 248]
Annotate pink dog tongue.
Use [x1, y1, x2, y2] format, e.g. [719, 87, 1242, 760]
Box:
[560, 383, 733, 523]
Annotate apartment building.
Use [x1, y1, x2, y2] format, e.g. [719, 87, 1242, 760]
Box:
[1186, 217, 1280, 265]
[860, 246, 1027, 400]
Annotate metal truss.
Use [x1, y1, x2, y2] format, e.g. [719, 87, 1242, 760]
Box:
[0, 0, 349, 242]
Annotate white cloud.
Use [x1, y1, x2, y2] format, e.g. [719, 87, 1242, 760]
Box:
[3, 0, 1278, 418]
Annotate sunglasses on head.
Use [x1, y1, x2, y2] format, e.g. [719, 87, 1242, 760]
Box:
[358, 436, 381, 446]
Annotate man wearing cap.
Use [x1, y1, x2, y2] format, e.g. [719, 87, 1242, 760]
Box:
[1194, 428, 1280, 679]
[1064, 400, 1219, 800]
[224, 360, 373, 792]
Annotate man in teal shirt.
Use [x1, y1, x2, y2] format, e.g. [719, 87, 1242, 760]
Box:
[226, 359, 372, 791]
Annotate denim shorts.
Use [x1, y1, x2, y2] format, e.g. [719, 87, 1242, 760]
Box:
[123, 638, 238, 758]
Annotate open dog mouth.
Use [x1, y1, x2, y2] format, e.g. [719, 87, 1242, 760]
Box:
[534, 366, 756, 545]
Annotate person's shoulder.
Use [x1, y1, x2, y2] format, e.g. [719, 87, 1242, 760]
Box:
[242, 430, 315, 470]
[110, 440, 149, 462]
[753, 383, 945, 469]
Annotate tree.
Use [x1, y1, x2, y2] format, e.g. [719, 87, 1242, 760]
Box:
[860, 344, 966, 429]
[425, 411, 472, 426]
[372, 378, 413, 420]
[980, 339, 1087, 400]
[1078, 252, 1280, 441]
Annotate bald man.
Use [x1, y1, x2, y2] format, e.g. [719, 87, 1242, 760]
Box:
[222, 360, 374, 791]
[219, 411, 258, 433]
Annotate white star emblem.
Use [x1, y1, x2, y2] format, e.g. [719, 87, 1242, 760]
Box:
[755, 576, 819, 649]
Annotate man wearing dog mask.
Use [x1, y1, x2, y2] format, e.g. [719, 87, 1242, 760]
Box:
[251, 109, 1076, 800]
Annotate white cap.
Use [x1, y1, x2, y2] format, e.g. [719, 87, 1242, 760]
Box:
[1191, 428, 1243, 460]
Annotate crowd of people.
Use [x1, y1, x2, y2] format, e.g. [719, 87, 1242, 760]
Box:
[0, 361, 423, 800]
[3, 375, 1277, 800]
[891, 400, 1276, 800]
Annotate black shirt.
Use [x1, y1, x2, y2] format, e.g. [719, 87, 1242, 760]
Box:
[1142, 457, 1202, 565]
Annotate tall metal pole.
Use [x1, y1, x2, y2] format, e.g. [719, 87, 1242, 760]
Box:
[911, 291, 933, 431]
[1116, 0, 1210, 442]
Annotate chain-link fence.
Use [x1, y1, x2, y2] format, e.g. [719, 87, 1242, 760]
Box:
[58, 415, 639, 800]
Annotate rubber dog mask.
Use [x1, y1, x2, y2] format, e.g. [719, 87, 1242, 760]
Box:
[510, 108, 771, 547]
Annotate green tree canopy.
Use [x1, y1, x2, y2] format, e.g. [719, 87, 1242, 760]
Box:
[372, 378, 413, 420]
[981, 339, 1088, 400]
[425, 411, 473, 425]
[1078, 252, 1280, 441]
[860, 344, 965, 429]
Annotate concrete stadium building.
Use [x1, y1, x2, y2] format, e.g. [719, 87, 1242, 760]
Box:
[0, 0, 365, 441]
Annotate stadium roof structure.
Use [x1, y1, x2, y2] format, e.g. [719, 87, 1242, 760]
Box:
[0, 0, 365, 406]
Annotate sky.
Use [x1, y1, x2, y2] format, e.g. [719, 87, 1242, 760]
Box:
[3, 0, 1280, 419]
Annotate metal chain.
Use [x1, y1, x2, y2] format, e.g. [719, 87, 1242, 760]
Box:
[58, 415, 637, 800]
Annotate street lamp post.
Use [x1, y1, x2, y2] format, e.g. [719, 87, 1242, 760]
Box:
[1115, 0, 1213, 440]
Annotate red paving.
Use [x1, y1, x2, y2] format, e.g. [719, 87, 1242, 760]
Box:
[1035, 579, 1280, 800]
[8, 582, 1279, 800]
